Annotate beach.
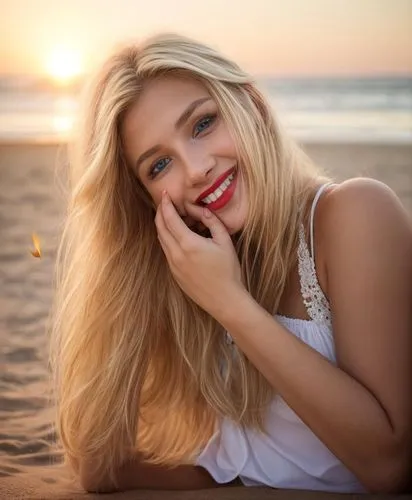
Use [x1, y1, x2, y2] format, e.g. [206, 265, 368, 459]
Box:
[0, 140, 411, 500]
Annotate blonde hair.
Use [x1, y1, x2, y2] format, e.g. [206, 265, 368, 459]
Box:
[49, 32, 328, 486]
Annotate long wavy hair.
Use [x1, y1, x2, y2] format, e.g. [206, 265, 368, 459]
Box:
[49, 32, 328, 486]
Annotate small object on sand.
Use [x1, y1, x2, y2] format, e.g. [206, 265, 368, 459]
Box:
[30, 233, 41, 258]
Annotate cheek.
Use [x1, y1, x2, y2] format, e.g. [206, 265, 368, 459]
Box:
[151, 190, 162, 208]
[148, 184, 184, 211]
[218, 127, 237, 156]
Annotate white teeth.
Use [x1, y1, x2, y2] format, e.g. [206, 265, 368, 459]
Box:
[201, 172, 235, 205]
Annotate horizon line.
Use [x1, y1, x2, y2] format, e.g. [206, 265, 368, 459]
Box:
[0, 71, 411, 80]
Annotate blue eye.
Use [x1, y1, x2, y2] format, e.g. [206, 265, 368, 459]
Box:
[194, 114, 216, 137]
[148, 114, 217, 179]
[149, 157, 171, 178]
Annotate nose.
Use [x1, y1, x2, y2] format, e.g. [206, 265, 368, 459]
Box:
[183, 150, 216, 186]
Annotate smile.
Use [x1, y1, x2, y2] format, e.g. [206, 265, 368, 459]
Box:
[196, 166, 238, 211]
[201, 172, 235, 204]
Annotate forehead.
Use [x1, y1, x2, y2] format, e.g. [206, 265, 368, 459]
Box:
[121, 76, 211, 160]
[137, 75, 209, 111]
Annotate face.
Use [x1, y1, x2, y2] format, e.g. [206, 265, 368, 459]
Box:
[121, 76, 248, 235]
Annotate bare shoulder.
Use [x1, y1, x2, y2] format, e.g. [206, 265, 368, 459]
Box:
[313, 177, 412, 306]
[323, 177, 410, 221]
[318, 178, 412, 253]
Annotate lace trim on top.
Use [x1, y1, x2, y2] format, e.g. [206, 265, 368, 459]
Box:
[297, 190, 332, 327]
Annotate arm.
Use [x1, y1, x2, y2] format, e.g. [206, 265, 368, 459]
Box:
[212, 179, 412, 493]
[80, 453, 228, 493]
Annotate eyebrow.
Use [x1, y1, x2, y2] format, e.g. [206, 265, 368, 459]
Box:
[135, 96, 212, 171]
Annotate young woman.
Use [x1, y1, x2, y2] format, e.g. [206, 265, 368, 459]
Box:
[49, 33, 412, 494]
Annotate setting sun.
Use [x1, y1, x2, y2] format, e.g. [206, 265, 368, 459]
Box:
[46, 46, 83, 84]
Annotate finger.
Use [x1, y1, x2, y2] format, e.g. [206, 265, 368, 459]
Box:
[183, 202, 204, 221]
[157, 230, 167, 255]
[184, 202, 231, 243]
[182, 203, 208, 235]
[198, 207, 232, 244]
[155, 204, 177, 255]
[161, 191, 195, 242]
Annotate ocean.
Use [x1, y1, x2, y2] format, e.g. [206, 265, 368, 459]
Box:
[0, 76, 411, 144]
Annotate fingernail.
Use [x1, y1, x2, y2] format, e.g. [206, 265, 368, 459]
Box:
[203, 207, 212, 218]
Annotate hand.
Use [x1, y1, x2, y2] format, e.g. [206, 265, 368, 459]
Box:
[155, 190, 244, 318]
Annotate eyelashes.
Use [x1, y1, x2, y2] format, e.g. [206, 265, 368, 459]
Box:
[193, 114, 216, 137]
[148, 113, 217, 179]
[149, 157, 171, 178]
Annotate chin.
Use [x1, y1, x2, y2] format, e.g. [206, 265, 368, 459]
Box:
[214, 185, 247, 235]
[222, 218, 244, 235]
[223, 204, 247, 234]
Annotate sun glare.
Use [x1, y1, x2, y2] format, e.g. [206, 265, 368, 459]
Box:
[46, 47, 83, 84]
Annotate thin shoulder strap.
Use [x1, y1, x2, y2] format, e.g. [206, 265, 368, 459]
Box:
[309, 183, 332, 260]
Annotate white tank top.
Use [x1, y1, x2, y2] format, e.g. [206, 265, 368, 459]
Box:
[195, 184, 366, 493]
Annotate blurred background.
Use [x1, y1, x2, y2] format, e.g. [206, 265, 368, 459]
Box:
[1, 0, 411, 143]
[0, 1, 411, 497]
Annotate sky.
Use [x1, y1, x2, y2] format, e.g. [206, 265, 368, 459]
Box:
[1, 0, 411, 78]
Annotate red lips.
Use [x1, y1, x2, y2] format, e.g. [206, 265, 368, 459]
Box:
[195, 166, 236, 204]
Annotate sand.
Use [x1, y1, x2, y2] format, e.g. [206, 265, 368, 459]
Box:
[0, 140, 411, 499]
